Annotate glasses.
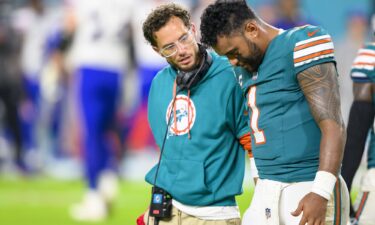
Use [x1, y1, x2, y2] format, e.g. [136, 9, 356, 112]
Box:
[159, 29, 195, 58]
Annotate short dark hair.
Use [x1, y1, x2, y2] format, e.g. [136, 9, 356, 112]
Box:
[143, 3, 191, 47]
[200, 0, 257, 47]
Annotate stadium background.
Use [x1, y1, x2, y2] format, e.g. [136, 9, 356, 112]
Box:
[0, 0, 373, 224]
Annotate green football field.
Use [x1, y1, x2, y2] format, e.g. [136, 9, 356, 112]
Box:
[0, 177, 253, 225]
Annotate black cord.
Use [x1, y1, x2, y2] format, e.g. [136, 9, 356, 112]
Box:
[147, 87, 182, 225]
[153, 88, 181, 185]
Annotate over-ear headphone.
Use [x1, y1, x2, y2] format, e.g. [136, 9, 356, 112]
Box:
[176, 44, 213, 90]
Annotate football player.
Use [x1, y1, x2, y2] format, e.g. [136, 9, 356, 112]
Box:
[342, 39, 375, 224]
[200, 1, 349, 224]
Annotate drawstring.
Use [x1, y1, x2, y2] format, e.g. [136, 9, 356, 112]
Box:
[173, 80, 177, 132]
[187, 89, 191, 139]
[172, 79, 191, 139]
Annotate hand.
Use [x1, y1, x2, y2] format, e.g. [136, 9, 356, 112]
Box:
[291, 192, 328, 225]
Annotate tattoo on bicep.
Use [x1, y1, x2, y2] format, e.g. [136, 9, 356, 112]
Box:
[297, 63, 344, 126]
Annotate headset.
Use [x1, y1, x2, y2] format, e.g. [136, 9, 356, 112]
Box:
[175, 44, 213, 90]
[146, 45, 213, 225]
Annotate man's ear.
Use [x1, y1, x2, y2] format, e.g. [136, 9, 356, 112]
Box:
[190, 23, 196, 36]
[244, 20, 258, 39]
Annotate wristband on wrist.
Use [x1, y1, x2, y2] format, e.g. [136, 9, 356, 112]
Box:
[311, 171, 337, 200]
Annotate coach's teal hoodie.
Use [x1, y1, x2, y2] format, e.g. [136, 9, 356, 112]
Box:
[145, 51, 249, 206]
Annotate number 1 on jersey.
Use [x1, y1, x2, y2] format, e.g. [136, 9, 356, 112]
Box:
[248, 86, 266, 144]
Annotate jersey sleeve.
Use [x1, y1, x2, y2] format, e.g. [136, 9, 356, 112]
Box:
[293, 25, 336, 74]
[350, 43, 375, 83]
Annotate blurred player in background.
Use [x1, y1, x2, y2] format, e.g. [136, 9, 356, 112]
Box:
[11, 0, 61, 172]
[0, 0, 24, 172]
[341, 17, 375, 225]
[336, 9, 369, 124]
[200, 1, 349, 224]
[67, 0, 133, 221]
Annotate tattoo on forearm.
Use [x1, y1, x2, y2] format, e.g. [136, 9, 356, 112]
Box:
[297, 63, 344, 126]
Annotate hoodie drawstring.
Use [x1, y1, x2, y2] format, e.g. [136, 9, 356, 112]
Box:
[173, 80, 177, 132]
[172, 79, 191, 139]
[187, 89, 191, 139]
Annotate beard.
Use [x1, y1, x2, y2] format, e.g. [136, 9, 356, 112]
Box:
[167, 44, 200, 72]
[237, 37, 264, 73]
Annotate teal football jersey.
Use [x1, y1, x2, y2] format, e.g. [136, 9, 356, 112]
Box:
[350, 43, 375, 169]
[234, 25, 336, 182]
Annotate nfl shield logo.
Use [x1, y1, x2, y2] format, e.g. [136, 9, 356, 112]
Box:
[265, 208, 271, 219]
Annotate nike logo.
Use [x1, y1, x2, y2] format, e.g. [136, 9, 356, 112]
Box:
[307, 29, 319, 37]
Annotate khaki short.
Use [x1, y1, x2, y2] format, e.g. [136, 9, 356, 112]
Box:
[144, 205, 241, 225]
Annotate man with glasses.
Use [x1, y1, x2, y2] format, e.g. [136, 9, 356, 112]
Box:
[139, 3, 254, 225]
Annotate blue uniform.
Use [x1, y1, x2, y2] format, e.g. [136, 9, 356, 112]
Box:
[70, 0, 130, 189]
[234, 25, 336, 182]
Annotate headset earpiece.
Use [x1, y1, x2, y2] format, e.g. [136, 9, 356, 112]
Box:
[176, 45, 212, 90]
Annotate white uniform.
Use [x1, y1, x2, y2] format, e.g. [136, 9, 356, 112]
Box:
[69, 0, 132, 71]
[243, 178, 349, 225]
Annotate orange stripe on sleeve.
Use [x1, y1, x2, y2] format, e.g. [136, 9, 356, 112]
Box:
[294, 38, 332, 52]
[294, 49, 334, 64]
[353, 62, 375, 67]
[358, 52, 375, 57]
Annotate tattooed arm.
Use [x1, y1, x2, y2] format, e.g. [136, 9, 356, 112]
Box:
[291, 62, 346, 225]
[297, 62, 346, 175]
